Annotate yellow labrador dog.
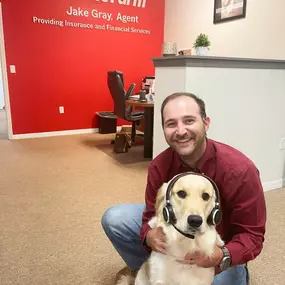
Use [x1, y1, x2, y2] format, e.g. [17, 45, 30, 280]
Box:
[119, 172, 224, 285]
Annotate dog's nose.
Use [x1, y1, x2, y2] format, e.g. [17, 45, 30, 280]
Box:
[187, 215, 203, 228]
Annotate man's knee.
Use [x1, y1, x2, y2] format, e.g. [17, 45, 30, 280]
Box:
[101, 205, 121, 234]
[101, 203, 144, 241]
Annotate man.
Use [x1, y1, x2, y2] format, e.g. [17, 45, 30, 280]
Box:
[101, 92, 266, 285]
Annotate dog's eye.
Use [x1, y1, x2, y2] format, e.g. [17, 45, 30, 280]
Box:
[202, 193, 210, 201]
[177, 190, 187, 199]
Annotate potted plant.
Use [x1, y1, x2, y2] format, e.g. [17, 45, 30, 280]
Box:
[193, 33, 211, 56]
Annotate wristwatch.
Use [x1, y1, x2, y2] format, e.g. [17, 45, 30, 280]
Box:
[219, 247, 231, 271]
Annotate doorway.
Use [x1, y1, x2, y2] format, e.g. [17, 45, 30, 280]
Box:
[0, 2, 13, 139]
[0, 50, 7, 138]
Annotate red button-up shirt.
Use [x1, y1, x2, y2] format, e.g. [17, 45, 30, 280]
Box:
[140, 138, 266, 266]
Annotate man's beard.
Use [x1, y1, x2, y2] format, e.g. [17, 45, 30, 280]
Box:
[173, 132, 206, 159]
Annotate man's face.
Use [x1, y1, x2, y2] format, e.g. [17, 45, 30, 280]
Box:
[162, 96, 210, 157]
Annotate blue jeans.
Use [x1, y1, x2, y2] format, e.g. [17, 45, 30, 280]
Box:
[101, 204, 249, 285]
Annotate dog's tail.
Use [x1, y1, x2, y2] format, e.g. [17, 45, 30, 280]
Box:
[115, 274, 135, 285]
[115, 267, 137, 285]
[116, 263, 149, 285]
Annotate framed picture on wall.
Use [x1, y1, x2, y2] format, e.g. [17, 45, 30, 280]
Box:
[213, 0, 247, 24]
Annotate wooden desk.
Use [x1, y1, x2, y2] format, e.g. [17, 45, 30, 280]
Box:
[125, 100, 154, 158]
[125, 100, 154, 108]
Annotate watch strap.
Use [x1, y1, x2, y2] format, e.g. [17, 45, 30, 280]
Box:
[221, 246, 230, 258]
[219, 246, 231, 271]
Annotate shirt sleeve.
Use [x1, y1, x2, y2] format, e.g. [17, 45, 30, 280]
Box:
[225, 164, 267, 266]
[140, 163, 163, 251]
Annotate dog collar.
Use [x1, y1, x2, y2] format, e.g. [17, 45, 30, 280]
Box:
[171, 224, 195, 239]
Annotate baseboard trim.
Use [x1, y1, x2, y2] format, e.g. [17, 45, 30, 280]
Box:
[262, 178, 285, 192]
[11, 127, 122, 140]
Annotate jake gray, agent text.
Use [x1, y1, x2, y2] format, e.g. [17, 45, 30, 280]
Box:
[66, 6, 139, 23]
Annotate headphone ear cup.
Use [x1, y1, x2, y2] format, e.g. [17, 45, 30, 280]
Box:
[163, 206, 170, 223]
[163, 204, 176, 224]
[207, 207, 222, 226]
[213, 208, 222, 225]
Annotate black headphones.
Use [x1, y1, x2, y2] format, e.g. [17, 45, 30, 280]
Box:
[162, 172, 222, 227]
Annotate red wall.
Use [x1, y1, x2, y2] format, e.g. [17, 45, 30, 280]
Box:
[1, 0, 164, 134]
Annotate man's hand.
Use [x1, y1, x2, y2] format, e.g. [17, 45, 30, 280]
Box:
[176, 245, 223, 268]
[146, 227, 167, 254]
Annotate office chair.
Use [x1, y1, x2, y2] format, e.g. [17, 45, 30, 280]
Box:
[107, 70, 144, 142]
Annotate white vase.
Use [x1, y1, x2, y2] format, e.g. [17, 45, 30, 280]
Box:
[195, 47, 209, 56]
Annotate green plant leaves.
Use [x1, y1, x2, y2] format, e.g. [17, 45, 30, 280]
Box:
[193, 33, 211, 49]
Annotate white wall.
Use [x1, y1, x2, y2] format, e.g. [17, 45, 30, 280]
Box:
[184, 67, 285, 190]
[164, 0, 285, 59]
[153, 63, 285, 191]
[0, 61, 4, 109]
[153, 66, 187, 156]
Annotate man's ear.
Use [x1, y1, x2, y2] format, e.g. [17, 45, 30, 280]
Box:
[204, 116, 210, 133]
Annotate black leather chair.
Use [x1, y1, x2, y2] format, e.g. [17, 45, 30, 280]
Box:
[107, 70, 144, 142]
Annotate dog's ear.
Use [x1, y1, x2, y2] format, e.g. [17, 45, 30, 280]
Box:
[155, 182, 168, 216]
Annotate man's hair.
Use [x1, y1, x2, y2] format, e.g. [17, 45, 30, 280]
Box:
[160, 92, 207, 126]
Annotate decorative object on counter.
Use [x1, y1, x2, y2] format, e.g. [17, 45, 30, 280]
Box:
[139, 90, 147, 102]
[147, 92, 154, 103]
[162, 42, 177, 57]
[178, 48, 192, 56]
[141, 76, 155, 93]
[146, 87, 154, 103]
[214, 0, 247, 24]
[193, 33, 211, 56]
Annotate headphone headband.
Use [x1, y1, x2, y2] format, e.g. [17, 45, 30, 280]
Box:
[163, 171, 222, 231]
[165, 171, 220, 207]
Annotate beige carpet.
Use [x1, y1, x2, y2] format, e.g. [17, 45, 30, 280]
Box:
[0, 133, 284, 285]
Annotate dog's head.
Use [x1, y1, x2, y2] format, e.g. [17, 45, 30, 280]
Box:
[155, 174, 218, 235]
